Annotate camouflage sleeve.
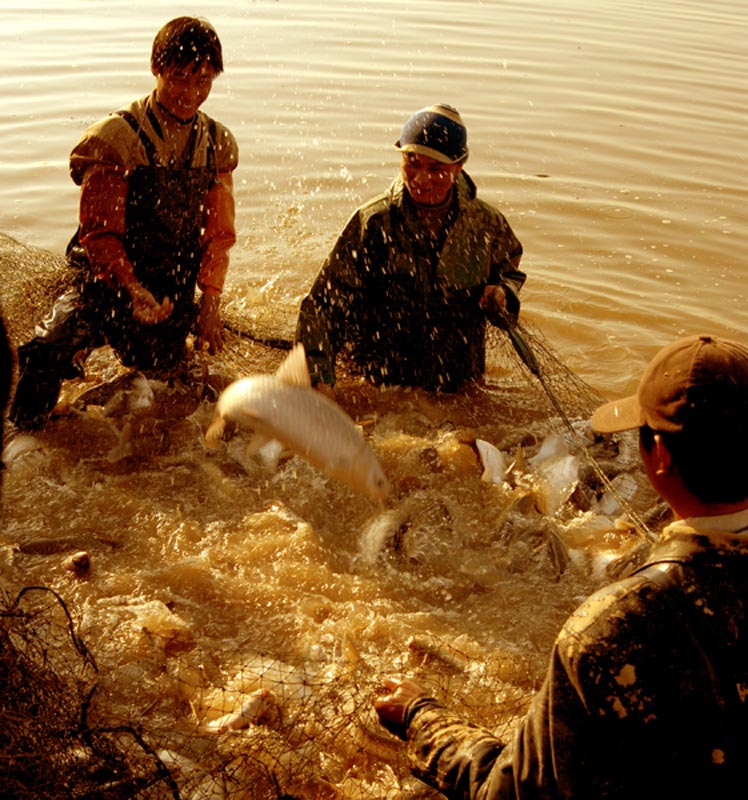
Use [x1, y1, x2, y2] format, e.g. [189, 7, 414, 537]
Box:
[489, 214, 525, 316]
[402, 638, 599, 799]
[404, 696, 511, 798]
[402, 577, 682, 799]
[295, 210, 367, 386]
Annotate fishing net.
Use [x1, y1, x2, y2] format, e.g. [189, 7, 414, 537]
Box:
[0, 228, 605, 439]
[1, 235, 663, 798]
[0, 584, 540, 799]
[219, 304, 657, 544]
[0, 233, 69, 346]
[0, 586, 180, 799]
[485, 319, 606, 421]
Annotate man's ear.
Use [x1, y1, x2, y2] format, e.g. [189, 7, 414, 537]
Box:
[653, 433, 672, 476]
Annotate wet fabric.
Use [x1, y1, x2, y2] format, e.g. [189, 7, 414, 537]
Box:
[67, 106, 215, 368]
[10, 288, 101, 429]
[402, 514, 748, 799]
[296, 172, 525, 392]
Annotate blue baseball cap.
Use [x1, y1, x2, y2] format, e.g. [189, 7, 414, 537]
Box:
[395, 104, 469, 165]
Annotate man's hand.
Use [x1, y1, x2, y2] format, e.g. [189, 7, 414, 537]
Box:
[374, 676, 428, 740]
[128, 283, 174, 324]
[197, 294, 224, 354]
[479, 284, 507, 312]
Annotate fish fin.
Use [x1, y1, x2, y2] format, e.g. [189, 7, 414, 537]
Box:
[505, 443, 526, 480]
[476, 438, 506, 484]
[204, 415, 226, 449]
[275, 343, 312, 388]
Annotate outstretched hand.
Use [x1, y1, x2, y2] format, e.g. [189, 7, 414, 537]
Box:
[129, 283, 174, 325]
[374, 676, 428, 740]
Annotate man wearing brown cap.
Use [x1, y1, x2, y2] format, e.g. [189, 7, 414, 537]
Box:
[295, 104, 525, 394]
[374, 333, 748, 798]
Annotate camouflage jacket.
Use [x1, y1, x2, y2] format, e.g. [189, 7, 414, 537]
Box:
[402, 512, 748, 799]
[295, 172, 524, 391]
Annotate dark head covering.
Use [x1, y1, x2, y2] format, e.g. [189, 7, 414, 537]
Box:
[395, 104, 468, 164]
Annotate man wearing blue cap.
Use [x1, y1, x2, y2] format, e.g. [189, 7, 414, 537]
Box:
[296, 104, 525, 394]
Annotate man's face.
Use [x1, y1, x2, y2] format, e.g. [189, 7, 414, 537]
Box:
[401, 152, 463, 206]
[154, 62, 216, 121]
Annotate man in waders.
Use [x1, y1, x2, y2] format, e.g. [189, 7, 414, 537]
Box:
[9, 16, 238, 431]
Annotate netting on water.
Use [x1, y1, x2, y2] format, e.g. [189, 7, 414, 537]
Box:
[0, 585, 540, 799]
[1, 235, 663, 798]
[485, 320, 606, 421]
[0, 586, 182, 798]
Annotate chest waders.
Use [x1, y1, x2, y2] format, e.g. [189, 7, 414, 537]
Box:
[92, 108, 217, 370]
[9, 110, 217, 430]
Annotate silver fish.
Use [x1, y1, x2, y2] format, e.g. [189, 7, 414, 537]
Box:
[203, 688, 281, 734]
[205, 344, 388, 502]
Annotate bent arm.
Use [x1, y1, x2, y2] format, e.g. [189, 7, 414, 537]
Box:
[196, 171, 237, 353]
[78, 163, 172, 324]
[78, 163, 135, 289]
[490, 234, 525, 317]
[198, 171, 237, 297]
[295, 212, 366, 386]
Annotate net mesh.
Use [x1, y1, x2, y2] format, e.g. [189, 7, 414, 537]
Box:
[0, 586, 542, 799]
[1, 235, 660, 798]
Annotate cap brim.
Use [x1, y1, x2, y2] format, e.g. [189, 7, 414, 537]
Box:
[394, 142, 463, 165]
[590, 394, 643, 433]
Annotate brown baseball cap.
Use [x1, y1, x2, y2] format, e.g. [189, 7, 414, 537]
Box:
[591, 334, 748, 434]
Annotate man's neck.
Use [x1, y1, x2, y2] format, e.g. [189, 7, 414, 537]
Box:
[154, 95, 196, 126]
[670, 495, 748, 520]
[412, 191, 453, 237]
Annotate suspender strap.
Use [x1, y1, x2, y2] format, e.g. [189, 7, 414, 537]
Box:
[116, 109, 160, 165]
[115, 109, 217, 171]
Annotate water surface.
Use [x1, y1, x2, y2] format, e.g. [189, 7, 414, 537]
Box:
[0, 2, 746, 795]
[3, 0, 746, 391]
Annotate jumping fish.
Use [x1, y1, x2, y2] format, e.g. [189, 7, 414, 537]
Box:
[205, 344, 389, 502]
